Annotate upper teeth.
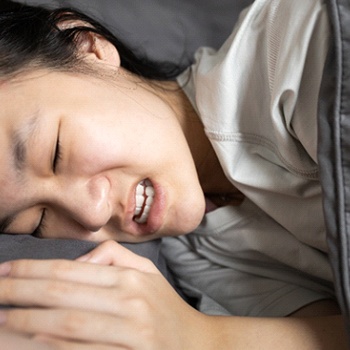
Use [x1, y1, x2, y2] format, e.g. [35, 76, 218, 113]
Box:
[133, 179, 155, 224]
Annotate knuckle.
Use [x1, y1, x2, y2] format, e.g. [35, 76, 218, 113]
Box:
[124, 269, 143, 288]
[130, 297, 150, 315]
[44, 280, 72, 304]
[104, 239, 118, 247]
[6, 309, 32, 331]
[59, 311, 86, 336]
[0, 279, 19, 303]
[9, 260, 30, 276]
[141, 258, 157, 272]
[100, 240, 118, 251]
[48, 260, 72, 278]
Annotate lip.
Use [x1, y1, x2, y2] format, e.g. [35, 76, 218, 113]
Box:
[125, 179, 166, 236]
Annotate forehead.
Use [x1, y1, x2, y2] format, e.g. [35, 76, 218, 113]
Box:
[0, 69, 95, 132]
[0, 73, 45, 209]
[0, 71, 47, 118]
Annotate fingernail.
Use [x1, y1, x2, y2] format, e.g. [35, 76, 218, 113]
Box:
[0, 311, 7, 325]
[0, 262, 11, 276]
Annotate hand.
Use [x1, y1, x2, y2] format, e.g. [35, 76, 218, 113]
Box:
[0, 241, 205, 349]
[76, 240, 159, 273]
[0, 328, 53, 350]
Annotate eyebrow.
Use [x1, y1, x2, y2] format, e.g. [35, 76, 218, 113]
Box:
[0, 114, 40, 233]
[12, 114, 40, 171]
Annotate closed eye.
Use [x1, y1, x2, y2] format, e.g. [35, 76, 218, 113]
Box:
[53, 134, 62, 173]
[32, 209, 46, 237]
[32, 132, 62, 236]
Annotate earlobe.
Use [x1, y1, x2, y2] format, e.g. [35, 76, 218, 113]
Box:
[57, 20, 121, 68]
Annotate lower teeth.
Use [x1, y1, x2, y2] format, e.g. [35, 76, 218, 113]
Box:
[133, 180, 155, 224]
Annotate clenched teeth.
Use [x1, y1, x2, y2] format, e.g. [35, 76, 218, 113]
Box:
[133, 180, 155, 224]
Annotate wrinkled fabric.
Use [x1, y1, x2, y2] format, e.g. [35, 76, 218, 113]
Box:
[318, 0, 350, 334]
[163, 0, 334, 317]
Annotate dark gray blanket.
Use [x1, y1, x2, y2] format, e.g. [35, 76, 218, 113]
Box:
[0, 234, 165, 266]
[2, 0, 350, 339]
[318, 0, 350, 335]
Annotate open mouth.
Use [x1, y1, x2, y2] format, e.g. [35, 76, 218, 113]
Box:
[133, 179, 155, 224]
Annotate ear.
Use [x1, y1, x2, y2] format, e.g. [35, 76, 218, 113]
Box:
[58, 20, 121, 68]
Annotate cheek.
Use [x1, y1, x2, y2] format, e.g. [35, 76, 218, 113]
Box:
[7, 208, 39, 235]
[66, 107, 186, 176]
[66, 119, 120, 170]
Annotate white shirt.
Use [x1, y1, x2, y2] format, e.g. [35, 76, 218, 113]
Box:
[162, 0, 334, 316]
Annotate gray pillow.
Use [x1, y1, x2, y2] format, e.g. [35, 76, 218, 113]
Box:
[17, 0, 253, 64]
[0, 0, 251, 305]
[0, 235, 177, 309]
[0, 234, 169, 276]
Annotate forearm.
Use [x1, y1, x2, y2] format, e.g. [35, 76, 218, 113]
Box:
[194, 314, 347, 350]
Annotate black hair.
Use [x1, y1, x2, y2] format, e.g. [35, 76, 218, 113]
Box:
[0, 0, 187, 80]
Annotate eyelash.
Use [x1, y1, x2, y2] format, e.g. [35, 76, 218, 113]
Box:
[53, 137, 62, 173]
[32, 135, 62, 237]
[32, 209, 46, 238]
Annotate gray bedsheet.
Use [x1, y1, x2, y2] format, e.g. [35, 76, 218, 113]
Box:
[0, 0, 251, 293]
[0, 0, 252, 303]
[0, 235, 175, 309]
[3, 0, 350, 340]
[0, 234, 165, 265]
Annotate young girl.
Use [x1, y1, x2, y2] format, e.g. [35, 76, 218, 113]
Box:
[0, 0, 346, 348]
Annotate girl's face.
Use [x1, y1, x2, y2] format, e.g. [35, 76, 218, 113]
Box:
[0, 70, 205, 242]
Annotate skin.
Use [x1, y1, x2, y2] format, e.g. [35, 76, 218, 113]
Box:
[0, 24, 345, 349]
[0, 329, 52, 350]
[0, 241, 346, 349]
[0, 31, 231, 242]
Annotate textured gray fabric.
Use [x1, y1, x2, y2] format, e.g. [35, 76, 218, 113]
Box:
[2, 0, 350, 338]
[17, 0, 253, 64]
[0, 0, 251, 290]
[0, 235, 174, 309]
[318, 0, 350, 337]
[0, 0, 251, 293]
[0, 235, 169, 277]
[0, 234, 164, 264]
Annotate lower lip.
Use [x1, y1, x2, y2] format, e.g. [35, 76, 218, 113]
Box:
[130, 181, 166, 236]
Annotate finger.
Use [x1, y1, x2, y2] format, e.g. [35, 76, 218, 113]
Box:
[0, 268, 161, 316]
[0, 328, 53, 350]
[4, 308, 139, 348]
[36, 336, 126, 350]
[77, 240, 158, 273]
[0, 259, 128, 287]
[0, 278, 128, 315]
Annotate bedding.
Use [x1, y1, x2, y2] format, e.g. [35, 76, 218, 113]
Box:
[1, 0, 350, 340]
[0, 235, 175, 309]
[163, 0, 334, 318]
[0, 234, 167, 267]
[318, 0, 350, 333]
[18, 0, 253, 64]
[0, 0, 252, 295]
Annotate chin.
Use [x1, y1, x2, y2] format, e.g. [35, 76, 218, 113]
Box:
[167, 204, 205, 237]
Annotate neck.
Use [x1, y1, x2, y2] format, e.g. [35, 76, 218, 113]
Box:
[154, 80, 237, 196]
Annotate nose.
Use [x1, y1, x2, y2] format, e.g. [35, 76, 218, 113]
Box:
[56, 175, 111, 232]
